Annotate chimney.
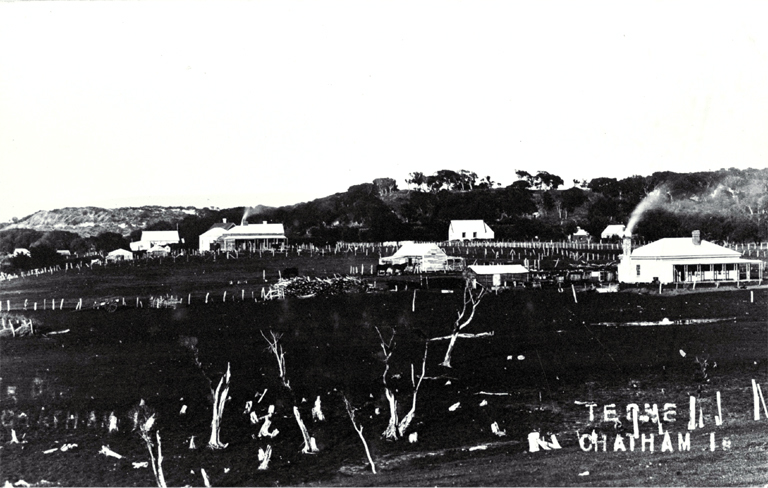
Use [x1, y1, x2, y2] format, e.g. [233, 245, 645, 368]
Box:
[692, 230, 701, 246]
[222, 218, 227, 223]
[622, 234, 632, 261]
[263, 221, 267, 225]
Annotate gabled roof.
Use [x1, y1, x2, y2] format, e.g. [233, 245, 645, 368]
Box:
[391, 243, 447, 258]
[208, 222, 236, 231]
[573, 227, 590, 236]
[631, 238, 741, 260]
[601, 224, 626, 237]
[468, 264, 529, 275]
[200, 226, 232, 238]
[107, 248, 133, 256]
[221, 223, 286, 238]
[449, 220, 493, 232]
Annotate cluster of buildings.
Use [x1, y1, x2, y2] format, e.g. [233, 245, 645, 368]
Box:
[90, 217, 765, 288]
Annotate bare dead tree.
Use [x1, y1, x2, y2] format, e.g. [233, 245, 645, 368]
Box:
[437, 278, 487, 368]
[261, 330, 290, 389]
[375, 327, 429, 439]
[208, 363, 231, 449]
[397, 342, 428, 437]
[261, 329, 318, 453]
[375, 326, 399, 439]
[343, 395, 377, 474]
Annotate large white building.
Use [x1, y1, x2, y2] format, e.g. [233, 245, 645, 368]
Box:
[448, 220, 494, 241]
[217, 221, 287, 252]
[618, 230, 763, 284]
[130, 230, 181, 252]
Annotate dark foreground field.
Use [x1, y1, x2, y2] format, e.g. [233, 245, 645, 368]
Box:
[0, 260, 767, 486]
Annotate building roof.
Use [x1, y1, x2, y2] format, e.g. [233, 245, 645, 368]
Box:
[107, 248, 133, 257]
[220, 223, 286, 239]
[449, 220, 493, 233]
[141, 230, 180, 243]
[468, 264, 529, 275]
[573, 227, 590, 236]
[601, 224, 626, 237]
[208, 222, 236, 231]
[200, 227, 231, 238]
[631, 238, 741, 260]
[390, 243, 447, 258]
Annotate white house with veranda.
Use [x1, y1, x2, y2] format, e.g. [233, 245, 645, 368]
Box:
[618, 230, 763, 284]
[448, 220, 494, 241]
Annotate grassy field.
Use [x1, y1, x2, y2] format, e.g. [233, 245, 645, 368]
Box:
[0, 255, 766, 486]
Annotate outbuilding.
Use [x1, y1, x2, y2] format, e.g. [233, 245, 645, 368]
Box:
[618, 230, 763, 284]
[106, 248, 134, 262]
[466, 264, 529, 289]
[448, 220, 495, 241]
[380, 243, 464, 273]
[570, 227, 591, 243]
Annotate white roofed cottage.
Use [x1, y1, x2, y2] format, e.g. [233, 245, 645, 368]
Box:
[618, 230, 763, 284]
[449, 220, 494, 241]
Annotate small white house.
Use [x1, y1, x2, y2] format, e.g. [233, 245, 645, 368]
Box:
[601, 224, 626, 240]
[12, 248, 31, 257]
[571, 227, 591, 243]
[618, 230, 763, 284]
[199, 220, 236, 252]
[449, 220, 494, 241]
[106, 248, 134, 262]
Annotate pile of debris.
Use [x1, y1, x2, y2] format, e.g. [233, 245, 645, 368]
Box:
[267, 275, 368, 299]
[1, 314, 36, 338]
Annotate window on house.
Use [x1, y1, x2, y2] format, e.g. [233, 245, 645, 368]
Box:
[462, 232, 466, 238]
[636, 265, 641, 276]
[473, 232, 477, 238]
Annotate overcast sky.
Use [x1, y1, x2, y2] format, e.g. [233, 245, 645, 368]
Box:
[1, 1, 767, 222]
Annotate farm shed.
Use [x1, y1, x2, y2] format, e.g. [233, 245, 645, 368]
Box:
[467, 264, 529, 289]
[618, 230, 763, 284]
[601, 224, 626, 240]
[449, 220, 495, 241]
[218, 221, 286, 252]
[380, 243, 464, 273]
[13, 248, 31, 257]
[199, 220, 236, 252]
[106, 248, 133, 262]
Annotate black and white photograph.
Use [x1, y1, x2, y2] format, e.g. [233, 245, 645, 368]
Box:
[1, 1, 767, 486]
